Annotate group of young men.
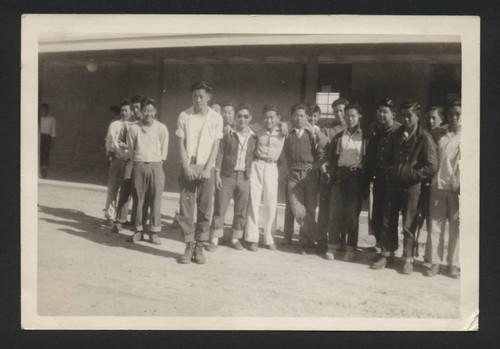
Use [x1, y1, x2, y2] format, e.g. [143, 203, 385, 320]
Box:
[102, 80, 461, 279]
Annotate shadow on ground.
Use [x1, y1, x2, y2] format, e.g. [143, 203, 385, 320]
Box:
[38, 206, 182, 260]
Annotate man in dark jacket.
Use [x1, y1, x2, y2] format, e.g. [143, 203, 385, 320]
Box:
[371, 101, 438, 274]
[207, 103, 257, 251]
[365, 98, 402, 251]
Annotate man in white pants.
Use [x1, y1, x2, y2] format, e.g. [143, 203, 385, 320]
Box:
[244, 104, 286, 251]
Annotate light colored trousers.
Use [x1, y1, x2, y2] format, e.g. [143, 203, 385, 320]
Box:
[104, 158, 127, 220]
[244, 160, 279, 245]
[425, 187, 460, 267]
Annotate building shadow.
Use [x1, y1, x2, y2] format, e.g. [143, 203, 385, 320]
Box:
[38, 205, 182, 260]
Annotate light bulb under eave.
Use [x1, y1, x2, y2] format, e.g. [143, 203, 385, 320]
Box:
[86, 61, 98, 72]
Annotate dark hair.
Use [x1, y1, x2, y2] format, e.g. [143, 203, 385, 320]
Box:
[209, 101, 220, 108]
[290, 103, 308, 116]
[377, 98, 397, 114]
[447, 99, 461, 109]
[130, 95, 143, 104]
[400, 100, 421, 116]
[140, 97, 157, 109]
[262, 104, 280, 116]
[345, 103, 363, 115]
[308, 103, 322, 115]
[331, 98, 350, 109]
[191, 81, 212, 94]
[425, 105, 445, 119]
[221, 101, 236, 110]
[108, 105, 120, 115]
[119, 99, 132, 108]
[235, 103, 252, 115]
[40, 103, 49, 110]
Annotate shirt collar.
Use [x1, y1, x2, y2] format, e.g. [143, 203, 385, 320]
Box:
[344, 125, 361, 137]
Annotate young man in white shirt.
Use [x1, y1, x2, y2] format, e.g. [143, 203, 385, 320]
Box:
[176, 81, 223, 264]
[104, 99, 133, 226]
[425, 100, 461, 278]
[39, 103, 56, 179]
[127, 97, 169, 245]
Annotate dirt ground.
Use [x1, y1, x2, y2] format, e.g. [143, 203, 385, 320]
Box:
[36, 180, 459, 318]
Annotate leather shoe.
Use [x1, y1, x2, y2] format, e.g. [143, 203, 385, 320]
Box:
[111, 223, 122, 233]
[265, 243, 277, 250]
[322, 250, 334, 260]
[370, 255, 387, 270]
[150, 233, 161, 245]
[205, 242, 218, 252]
[246, 242, 258, 252]
[448, 265, 460, 279]
[178, 242, 195, 264]
[193, 242, 206, 264]
[343, 249, 356, 262]
[424, 264, 440, 277]
[129, 232, 142, 243]
[231, 240, 244, 250]
[402, 262, 414, 275]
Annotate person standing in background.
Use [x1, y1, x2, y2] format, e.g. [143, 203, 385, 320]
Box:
[104, 99, 134, 226]
[39, 103, 56, 179]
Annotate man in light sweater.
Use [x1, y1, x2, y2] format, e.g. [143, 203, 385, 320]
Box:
[127, 97, 169, 245]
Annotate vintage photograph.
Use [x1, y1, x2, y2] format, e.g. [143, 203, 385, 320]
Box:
[21, 15, 479, 330]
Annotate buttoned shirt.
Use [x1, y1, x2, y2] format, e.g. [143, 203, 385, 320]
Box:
[175, 106, 223, 165]
[254, 126, 286, 162]
[337, 126, 363, 167]
[433, 126, 460, 190]
[127, 119, 169, 162]
[234, 129, 254, 171]
[40, 115, 56, 137]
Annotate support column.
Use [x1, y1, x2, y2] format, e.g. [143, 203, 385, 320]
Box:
[304, 53, 319, 105]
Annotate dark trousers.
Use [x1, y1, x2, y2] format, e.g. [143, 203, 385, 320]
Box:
[287, 169, 319, 245]
[380, 182, 421, 261]
[179, 169, 215, 243]
[371, 169, 388, 244]
[317, 173, 332, 242]
[329, 170, 363, 248]
[116, 161, 137, 224]
[132, 162, 165, 233]
[40, 134, 52, 169]
[210, 171, 250, 240]
[283, 186, 295, 240]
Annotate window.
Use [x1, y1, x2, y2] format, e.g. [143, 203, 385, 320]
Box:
[315, 92, 340, 118]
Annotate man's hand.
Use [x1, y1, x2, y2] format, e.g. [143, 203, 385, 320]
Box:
[199, 168, 212, 180]
[183, 165, 198, 182]
[215, 172, 222, 189]
[223, 124, 234, 136]
[278, 122, 289, 138]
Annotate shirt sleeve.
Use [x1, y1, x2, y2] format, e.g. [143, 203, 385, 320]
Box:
[127, 126, 136, 160]
[50, 117, 57, 137]
[105, 122, 115, 153]
[175, 112, 186, 138]
[214, 114, 223, 140]
[160, 124, 169, 161]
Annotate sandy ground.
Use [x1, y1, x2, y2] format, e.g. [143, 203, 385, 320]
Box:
[36, 180, 459, 318]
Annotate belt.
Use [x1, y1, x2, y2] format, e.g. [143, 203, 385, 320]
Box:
[254, 155, 277, 163]
[338, 166, 362, 172]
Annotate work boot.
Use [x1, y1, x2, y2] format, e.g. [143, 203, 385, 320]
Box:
[402, 261, 414, 275]
[178, 242, 196, 264]
[424, 264, 440, 277]
[150, 233, 161, 245]
[193, 242, 206, 264]
[370, 255, 387, 270]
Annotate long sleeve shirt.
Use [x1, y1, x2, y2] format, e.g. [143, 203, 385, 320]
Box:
[127, 119, 169, 162]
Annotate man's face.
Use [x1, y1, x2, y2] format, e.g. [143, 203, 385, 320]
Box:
[309, 111, 320, 126]
[141, 104, 156, 124]
[40, 106, 49, 117]
[344, 108, 361, 129]
[332, 104, 346, 125]
[263, 110, 279, 130]
[221, 106, 235, 126]
[401, 108, 419, 131]
[192, 89, 211, 111]
[292, 108, 308, 129]
[447, 105, 462, 128]
[235, 108, 252, 130]
[120, 105, 133, 121]
[427, 110, 443, 130]
[377, 106, 395, 127]
[132, 102, 142, 120]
